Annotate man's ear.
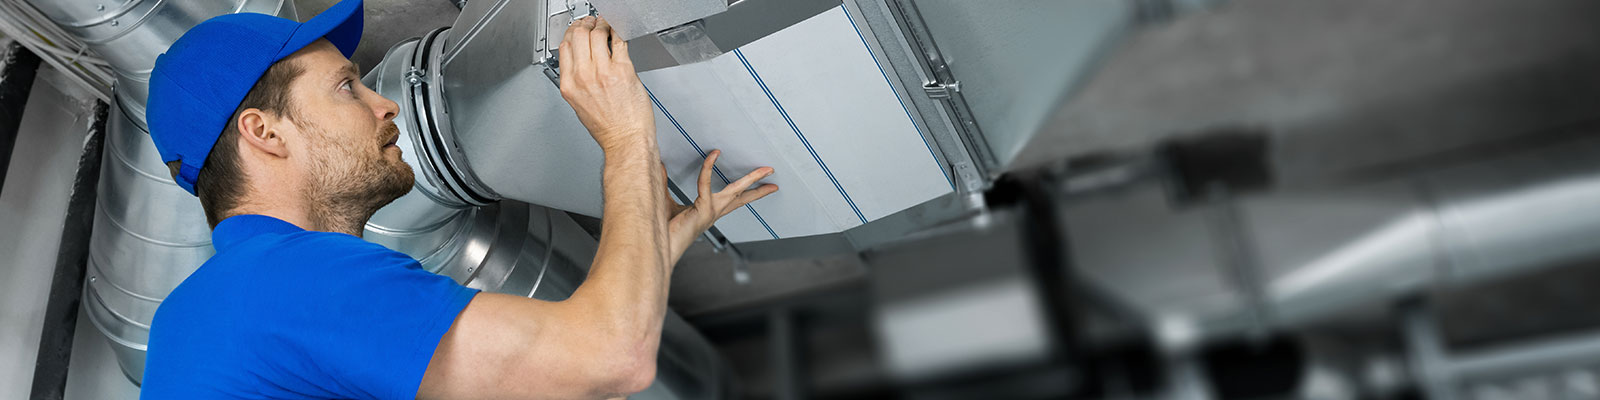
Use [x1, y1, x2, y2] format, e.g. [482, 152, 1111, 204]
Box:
[236, 108, 290, 159]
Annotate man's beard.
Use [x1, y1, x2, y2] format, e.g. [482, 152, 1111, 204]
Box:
[302, 120, 414, 234]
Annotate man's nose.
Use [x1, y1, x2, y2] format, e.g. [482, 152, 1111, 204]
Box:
[369, 90, 399, 121]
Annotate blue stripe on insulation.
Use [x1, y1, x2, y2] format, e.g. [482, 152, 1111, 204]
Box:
[733, 48, 870, 225]
[645, 84, 781, 239]
[841, 5, 956, 190]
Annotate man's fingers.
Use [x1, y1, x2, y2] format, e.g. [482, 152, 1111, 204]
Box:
[609, 22, 631, 65]
[724, 166, 773, 194]
[557, 41, 573, 90]
[566, 17, 594, 74]
[698, 150, 719, 201]
[590, 16, 614, 64]
[730, 184, 779, 209]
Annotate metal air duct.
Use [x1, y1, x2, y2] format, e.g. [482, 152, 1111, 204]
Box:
[387, 0, 857, 211]
[386, 0, 1133, 254]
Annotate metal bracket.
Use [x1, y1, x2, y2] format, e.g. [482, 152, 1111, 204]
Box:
[404, 66, 428, 86]
[953, 160, 985, 200]
[656, 20, 723, 66]
[538, 53, 561, 86]
[724, 240, 751, 284]
[1205, 185, 1271, 340]
[887, 0, 997, 179]
[922, 80, 960, 99]
[567, 0, 596, 19]
[534, 0, 600, 87]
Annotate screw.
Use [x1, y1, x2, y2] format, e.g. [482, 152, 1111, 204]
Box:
[96, 4, 105, 11]
[111, 20, 119, 26]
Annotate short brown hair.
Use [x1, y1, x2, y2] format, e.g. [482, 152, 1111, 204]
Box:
[168, 59, 304, 227]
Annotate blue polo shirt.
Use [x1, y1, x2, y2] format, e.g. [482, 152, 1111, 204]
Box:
[141, 214, 479, 399]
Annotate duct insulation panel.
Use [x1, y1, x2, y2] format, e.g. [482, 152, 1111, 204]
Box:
[643, 6, 954, 242]
[440, 3, 955, 243]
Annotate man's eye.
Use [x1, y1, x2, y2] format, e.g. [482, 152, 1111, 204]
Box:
[339, 80, 352, 92]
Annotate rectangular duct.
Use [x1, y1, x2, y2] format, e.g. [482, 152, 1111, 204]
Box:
[434, 0, 1134, 244]
[439, 1, 960, 243]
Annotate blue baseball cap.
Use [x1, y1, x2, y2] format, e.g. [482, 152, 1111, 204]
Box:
[148, 0, 364, 195]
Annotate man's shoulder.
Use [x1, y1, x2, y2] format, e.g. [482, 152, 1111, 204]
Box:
[160, 230, 417, 316]
[146, 226, 458, 399]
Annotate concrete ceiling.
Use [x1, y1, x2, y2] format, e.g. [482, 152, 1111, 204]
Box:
[1015, 0, 1600, 187]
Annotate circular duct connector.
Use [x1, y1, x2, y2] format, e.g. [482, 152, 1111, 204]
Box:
[368, 27, 500, 207]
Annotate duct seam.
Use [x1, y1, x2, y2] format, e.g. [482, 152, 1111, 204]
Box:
[105, 129, 179, 187]
[86, 256, 165, 303]
[82, 293, 150, 351]
[92, 199, 209, 248]
[85, 280, 153, 330]
[54, 0, 149, 28]
[73, 0, 166, 44]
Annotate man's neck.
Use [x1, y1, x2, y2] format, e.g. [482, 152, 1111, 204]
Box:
[306, 204, 373, 237]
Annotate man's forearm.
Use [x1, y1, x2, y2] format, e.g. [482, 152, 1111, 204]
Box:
[573, 137, 672, 346]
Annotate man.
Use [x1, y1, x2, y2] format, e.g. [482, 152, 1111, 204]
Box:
[138, 0, 777, 398]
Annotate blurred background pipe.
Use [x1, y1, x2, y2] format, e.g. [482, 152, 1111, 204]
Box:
[0, 42, 41, 196]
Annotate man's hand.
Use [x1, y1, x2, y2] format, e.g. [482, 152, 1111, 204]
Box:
[664, 150, 778, 261]
[558, 16, 655, 152]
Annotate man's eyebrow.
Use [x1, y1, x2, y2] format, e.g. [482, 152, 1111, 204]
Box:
[326, 63, 360, 85]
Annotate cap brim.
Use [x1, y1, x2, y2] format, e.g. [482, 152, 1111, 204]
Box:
[275, 0, 363, 61]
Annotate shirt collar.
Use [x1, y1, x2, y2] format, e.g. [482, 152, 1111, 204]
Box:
[211, 214, 305, 252]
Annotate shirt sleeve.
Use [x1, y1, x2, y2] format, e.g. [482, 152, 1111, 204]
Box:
[248, 233, 479, 400]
